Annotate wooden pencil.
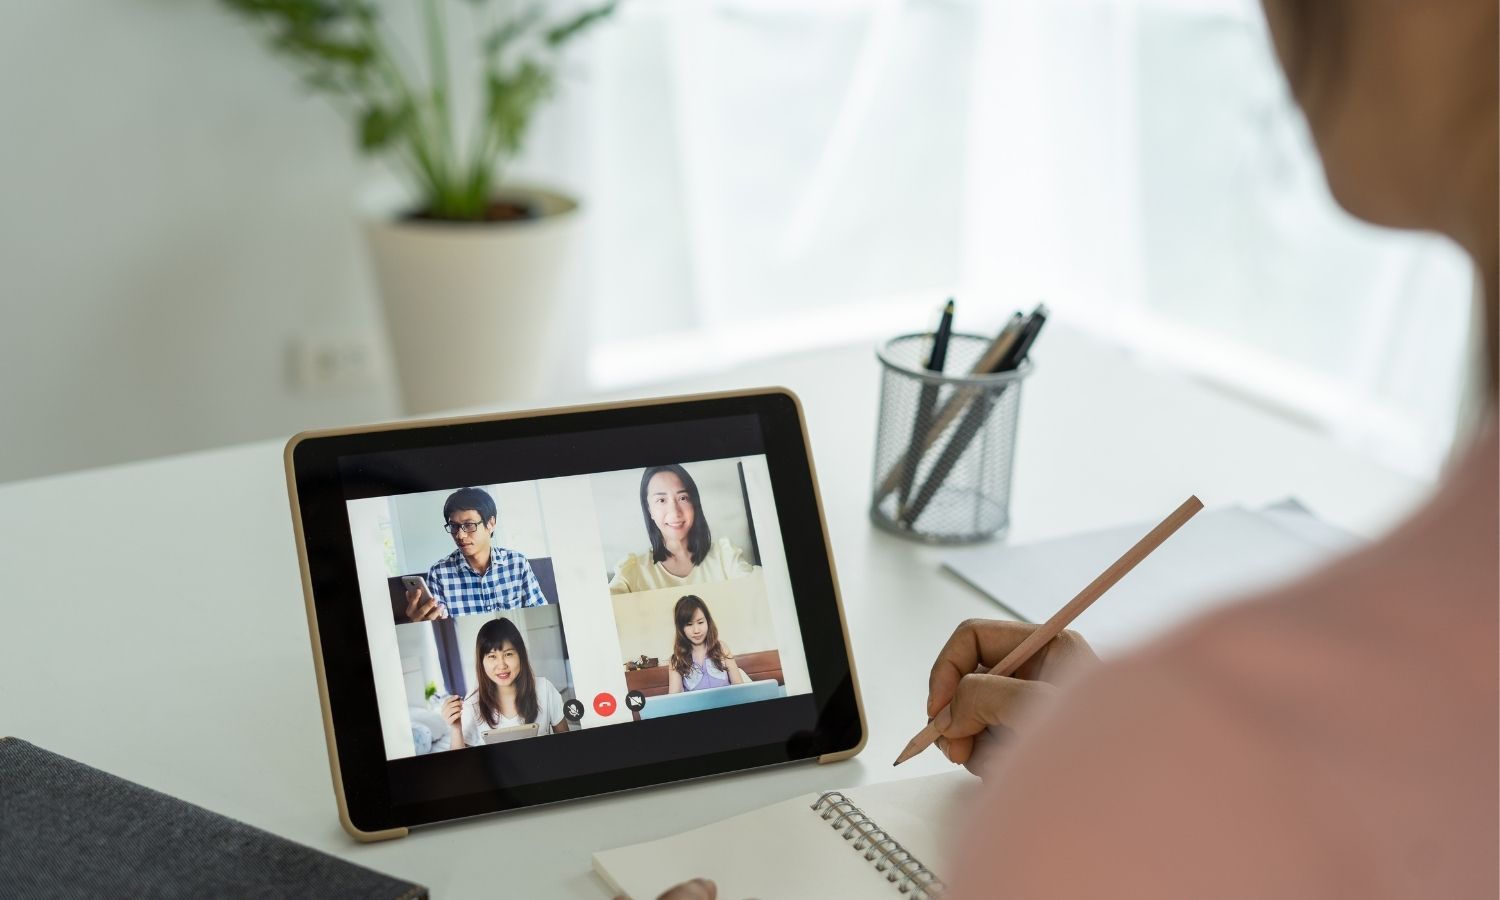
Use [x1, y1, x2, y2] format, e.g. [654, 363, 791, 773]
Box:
[892, 495, 1205, 766]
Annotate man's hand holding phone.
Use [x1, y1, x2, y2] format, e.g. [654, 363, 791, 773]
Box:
[402, 576, 447, 623]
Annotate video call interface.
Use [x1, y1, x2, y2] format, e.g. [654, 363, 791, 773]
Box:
[345, 453, 814, 762]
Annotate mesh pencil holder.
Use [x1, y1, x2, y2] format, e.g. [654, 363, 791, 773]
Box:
[870, 332, 1033, 544]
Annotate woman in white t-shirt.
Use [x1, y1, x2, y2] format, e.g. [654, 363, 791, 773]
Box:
[445, 617, 568, 748]
[608, 464, 757, 594]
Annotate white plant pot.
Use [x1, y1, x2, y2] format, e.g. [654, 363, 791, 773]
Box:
[366, 186, 583, 414]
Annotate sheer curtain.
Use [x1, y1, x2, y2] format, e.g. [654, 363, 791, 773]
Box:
[561, 0, 1475, 477]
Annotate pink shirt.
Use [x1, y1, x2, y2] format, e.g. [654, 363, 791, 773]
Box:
[952, 419, 1499, 899]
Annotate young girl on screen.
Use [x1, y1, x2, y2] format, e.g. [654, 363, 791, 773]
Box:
[451, 617, 569, 748]
[667, 594, 747, 693]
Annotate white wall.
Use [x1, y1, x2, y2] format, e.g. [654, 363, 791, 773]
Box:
[8, 0, 1470, 486]
[347, 495, 414, 759]
[397, 623, 442, 712]
[1, 1, 385, 482]
[0, 0, 582, 484]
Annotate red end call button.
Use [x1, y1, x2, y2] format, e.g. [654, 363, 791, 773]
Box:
[593, 692, 618, 717]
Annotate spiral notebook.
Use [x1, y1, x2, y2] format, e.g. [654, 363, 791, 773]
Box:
[593, 770, 976, 899]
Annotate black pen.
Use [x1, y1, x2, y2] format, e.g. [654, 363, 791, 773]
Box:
[900, 305, 1047, 528]
[873, 312, 1023, 504]
[895, 299, 955, 513]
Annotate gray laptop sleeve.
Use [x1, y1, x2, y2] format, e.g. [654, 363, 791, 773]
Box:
[0, 737, 426, 899]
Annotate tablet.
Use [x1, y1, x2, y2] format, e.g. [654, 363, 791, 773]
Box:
[285, 388, 866, 840]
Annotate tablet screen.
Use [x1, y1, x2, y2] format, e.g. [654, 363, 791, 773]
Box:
[320, 408, 841, 817]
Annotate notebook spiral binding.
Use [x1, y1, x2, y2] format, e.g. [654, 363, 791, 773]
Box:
[810, 791, 946, 898]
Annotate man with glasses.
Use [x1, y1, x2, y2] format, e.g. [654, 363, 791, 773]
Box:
[403, 486, 549, 622]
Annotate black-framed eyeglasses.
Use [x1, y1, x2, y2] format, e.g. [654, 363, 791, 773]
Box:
[443, 522, 483, 536]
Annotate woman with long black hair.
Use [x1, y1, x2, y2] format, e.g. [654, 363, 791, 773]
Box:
[447, 617, 568, 748]
[608, 464, 756, 594]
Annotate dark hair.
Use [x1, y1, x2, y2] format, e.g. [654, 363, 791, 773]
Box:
[639, 464, 712, 565]
[1262, 0, 1345, 109]
[471, 617, 538, 726]
[669, 594, 729, 679]
[443, 487, 496, 526]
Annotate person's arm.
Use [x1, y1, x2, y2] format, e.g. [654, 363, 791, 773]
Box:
[404, 573, 446, 623]
[946, 651, 1319, 899]
[445, 695, 467, 750]
[667, 669, 683, 694]
[722, 648, 746, 684]
[433, 560, 485, 617]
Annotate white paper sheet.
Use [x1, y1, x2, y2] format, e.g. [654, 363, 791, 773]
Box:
[941, 501, 1358, 653]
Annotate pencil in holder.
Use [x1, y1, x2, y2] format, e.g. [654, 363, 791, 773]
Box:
[870, 332, 1033, 543]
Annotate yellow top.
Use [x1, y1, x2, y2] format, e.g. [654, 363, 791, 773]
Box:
[608, 537, 756, 594]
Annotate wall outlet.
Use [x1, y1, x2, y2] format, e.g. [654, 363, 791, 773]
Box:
[289, 333, 382, 392]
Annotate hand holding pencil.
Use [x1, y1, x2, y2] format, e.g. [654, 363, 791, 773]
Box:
[895, 495, 1205, 767]
[921, 618, 1100, 774]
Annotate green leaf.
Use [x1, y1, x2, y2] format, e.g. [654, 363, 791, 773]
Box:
[483, 4, 544, 57]
[220, 0, 611, 215]
[274, 26, 374, 67]
[543, 1, 617, 48]
[487, 62, 552, 156]
[358, 104, 408, 151]
[222, 0, 344, 28]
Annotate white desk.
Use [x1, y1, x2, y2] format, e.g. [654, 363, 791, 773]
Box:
[0, 325, 1425, 897]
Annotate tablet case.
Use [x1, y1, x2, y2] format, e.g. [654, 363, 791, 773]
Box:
[0, 737, 426, 898]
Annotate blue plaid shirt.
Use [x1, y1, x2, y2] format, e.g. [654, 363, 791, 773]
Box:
[426, 546, 548, 616]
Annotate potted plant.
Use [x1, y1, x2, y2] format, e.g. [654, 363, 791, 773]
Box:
[223, 0, 616, 412]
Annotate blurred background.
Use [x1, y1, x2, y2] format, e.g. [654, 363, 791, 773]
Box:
[1, 0, 1478, 486]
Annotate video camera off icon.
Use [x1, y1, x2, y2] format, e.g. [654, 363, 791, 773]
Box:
[625, 690, 646, 712]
